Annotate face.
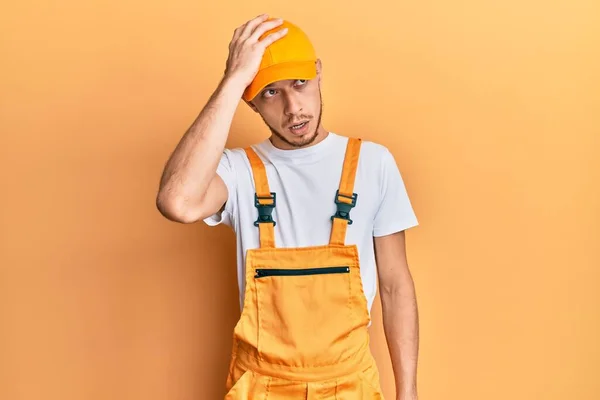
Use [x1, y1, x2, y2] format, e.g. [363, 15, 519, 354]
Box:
[247, 60, 326, 150]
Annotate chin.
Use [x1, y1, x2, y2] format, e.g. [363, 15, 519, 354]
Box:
[296, 130, 319, 146]
[271, 126, 319, 149]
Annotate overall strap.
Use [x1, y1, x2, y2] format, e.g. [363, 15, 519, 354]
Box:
[329, 137, 362, 246]
[244, 147, 276, 249]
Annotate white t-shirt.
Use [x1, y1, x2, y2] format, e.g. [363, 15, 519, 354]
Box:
[204, 132, 418, 315]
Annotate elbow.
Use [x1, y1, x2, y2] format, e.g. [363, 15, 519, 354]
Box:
[379, 282, 402, 299]
[155, 191, 202, 224]
[379, 272, 414, 299]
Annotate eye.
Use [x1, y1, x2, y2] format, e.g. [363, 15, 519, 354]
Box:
[262, 88, 277, 98]
[295, 79, 308, 86]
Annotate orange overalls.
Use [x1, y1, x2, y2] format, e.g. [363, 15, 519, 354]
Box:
[224, 138, 384, 399]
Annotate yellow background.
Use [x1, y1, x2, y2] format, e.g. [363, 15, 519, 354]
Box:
[1, 0, 599, 399]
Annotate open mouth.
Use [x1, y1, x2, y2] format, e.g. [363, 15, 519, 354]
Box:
[290, 121, 309, 134]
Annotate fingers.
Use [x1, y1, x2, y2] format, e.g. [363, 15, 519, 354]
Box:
[231, 27, 242, 45]
[239, 14, 271, 42]
[256, 27, 288, 49]
[248, 18, 285, 44]
[232, 14, 267, 44]
[230, 14, 286, 54]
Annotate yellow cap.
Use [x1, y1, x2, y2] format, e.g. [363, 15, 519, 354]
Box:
[243, 19, 317, 102]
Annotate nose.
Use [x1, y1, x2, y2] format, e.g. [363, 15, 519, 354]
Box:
[283, 92, 303, 116]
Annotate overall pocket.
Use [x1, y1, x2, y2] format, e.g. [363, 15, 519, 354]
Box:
[254, 265, 355, 367]
[224, 369, 253, 400]
[255, 266, 350, 278]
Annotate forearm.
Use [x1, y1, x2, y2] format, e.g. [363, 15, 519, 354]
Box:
[157, 75, 245, 216]
[381, 277, 419, 398]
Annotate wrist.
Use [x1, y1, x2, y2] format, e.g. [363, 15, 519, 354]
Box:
[221, 73, 249, 96]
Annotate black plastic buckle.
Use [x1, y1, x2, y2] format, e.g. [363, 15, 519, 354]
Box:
[331, 190, 358, 225]
[254, 192, 276, 226]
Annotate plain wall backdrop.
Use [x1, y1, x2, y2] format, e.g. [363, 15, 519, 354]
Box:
[1, 0, 599, 399]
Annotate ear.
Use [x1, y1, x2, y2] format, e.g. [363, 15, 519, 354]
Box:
[315, 59, 323, 84]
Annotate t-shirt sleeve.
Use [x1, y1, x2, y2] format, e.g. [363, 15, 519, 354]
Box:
[203, 149, 237, 228]
[372, 148, 419, 237]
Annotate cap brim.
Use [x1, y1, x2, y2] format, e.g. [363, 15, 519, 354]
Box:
[243, 60, 317, 102]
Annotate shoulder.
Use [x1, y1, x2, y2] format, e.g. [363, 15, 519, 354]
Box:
[331, 133, 391, 160]
[354, 137, 395, 172]
[223, 138, 270, 162]
[219, 146, 251, 168]
[218, 141, 272, 178]
[359, 138, 391, 158]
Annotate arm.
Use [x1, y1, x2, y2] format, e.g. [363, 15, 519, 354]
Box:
[156, 15, 287, 223]
[156, 76, 243, 223]
[374, 230, 419, 400]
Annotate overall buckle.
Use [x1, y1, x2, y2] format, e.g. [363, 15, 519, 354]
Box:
[254, 192, 276, 226]
[331, 190, 358, 225]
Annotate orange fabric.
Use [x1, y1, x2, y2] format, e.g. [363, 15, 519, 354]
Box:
[338, 137, 362, 200]
[329, 217, 348, 246]
[243, 19, 318, 101]
[243, 148, 271, 200]
[227, 138, 383, 399]
[329, 138, 362, 246]
[258, 223, 275, 249]
[244, 147, 275, 249]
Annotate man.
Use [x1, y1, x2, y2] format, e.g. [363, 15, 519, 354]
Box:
[156, 14, 419, 400]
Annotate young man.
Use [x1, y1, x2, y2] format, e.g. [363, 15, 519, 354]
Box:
[156, 15, 419, 400]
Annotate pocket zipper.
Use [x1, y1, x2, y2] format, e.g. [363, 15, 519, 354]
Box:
[254, 266, 350, 278]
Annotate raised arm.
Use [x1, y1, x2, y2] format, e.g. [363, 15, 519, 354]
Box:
[156, 15, 288, 223]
